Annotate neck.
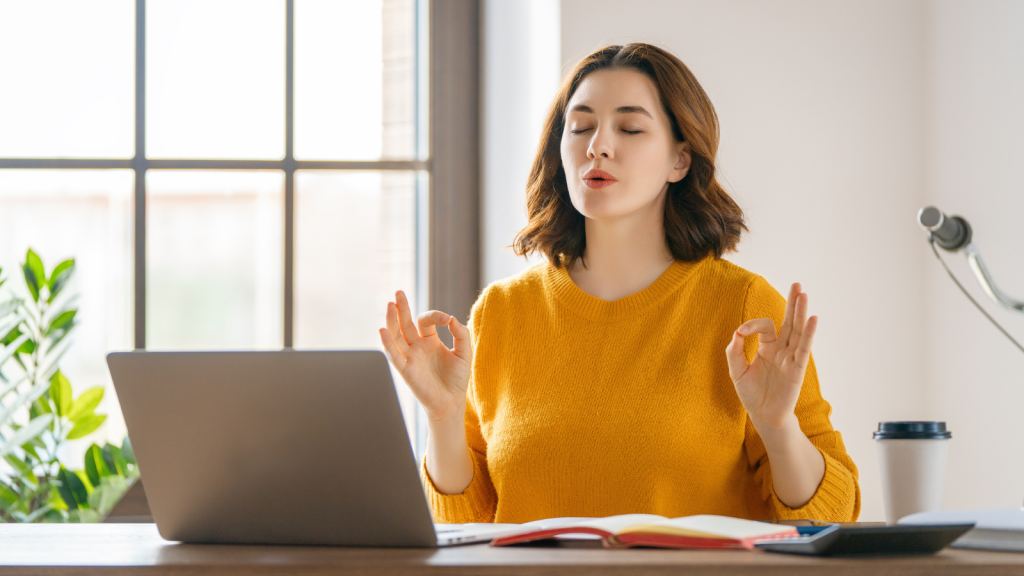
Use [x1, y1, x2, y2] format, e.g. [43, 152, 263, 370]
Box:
[568, 195, 674, 302]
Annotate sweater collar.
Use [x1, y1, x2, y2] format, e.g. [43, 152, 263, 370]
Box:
[543, 255, 709, 322]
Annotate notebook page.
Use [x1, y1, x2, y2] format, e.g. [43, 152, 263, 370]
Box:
[616, 515, 795, 539]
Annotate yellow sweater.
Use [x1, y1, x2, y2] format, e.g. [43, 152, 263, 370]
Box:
[421, 255, 860, 523]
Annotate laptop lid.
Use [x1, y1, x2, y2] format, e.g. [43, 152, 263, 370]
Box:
[107, 350, 437, 547]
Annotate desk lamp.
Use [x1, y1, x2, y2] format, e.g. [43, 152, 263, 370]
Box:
[917, 206, 1024, 355]
[919, 207, 1024, 519]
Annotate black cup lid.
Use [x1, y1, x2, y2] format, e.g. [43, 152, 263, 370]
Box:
[873, 421, 951, 440]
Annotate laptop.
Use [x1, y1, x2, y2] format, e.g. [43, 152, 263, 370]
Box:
[106, 350, 517, 547]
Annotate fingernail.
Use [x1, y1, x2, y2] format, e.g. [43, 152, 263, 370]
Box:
[440, 313, 450, 323]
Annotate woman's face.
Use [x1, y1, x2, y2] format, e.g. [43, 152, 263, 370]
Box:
[560, 68, 691, 222]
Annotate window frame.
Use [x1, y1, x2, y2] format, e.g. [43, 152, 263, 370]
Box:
[0, 0, 480, 350]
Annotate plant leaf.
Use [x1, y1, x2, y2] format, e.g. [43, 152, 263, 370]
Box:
[46, 484, 68, 512]
[0, 482, 18, 507]
[0, 413, 54, 458]
[66, 414, 106, 440]
[84, 444, 108, 487]
[22, 441, 42, 462]
[22, 502, 55, 523]
[1, 323, 22, 346]
[0, 333, 30, 369]
[0, 296, 21, 318]
[0, 314, 26, 343]
[67, 508, 101, 523]
[4, 454, 37, 488]
[46, 259, 75, 304]
[0, 381, 50, 431]
[46, 323, 74, 354]
[16, 337, 35, 357]
[43, 309, 76, 341]
[45, 308, 77, 330]
[22, 250, 45, 303]
[39, 337, 74, 383]
[102, 443, 128, 477]
[49, 370, 73, 417]
[0, 372, 29, 402]
[42, 296, 78, 329]
[88, 475, 129, 515]
[67, 387, 104, 422]
[121, 437, 136, 464]
[57, 465, 88, 510]
[32, 396, 52, 418]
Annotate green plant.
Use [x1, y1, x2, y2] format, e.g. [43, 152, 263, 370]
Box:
[0, 249, 138, 522]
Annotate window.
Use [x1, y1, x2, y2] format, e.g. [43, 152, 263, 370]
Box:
[0, 0, 479, 459]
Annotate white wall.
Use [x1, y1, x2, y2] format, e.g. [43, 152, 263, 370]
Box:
[924, 1, 1024, 511]
[482, 0, 1024, 521]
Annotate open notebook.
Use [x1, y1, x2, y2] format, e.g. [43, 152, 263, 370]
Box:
[490, 514, 799, 549]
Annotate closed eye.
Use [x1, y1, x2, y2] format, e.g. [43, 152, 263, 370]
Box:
[569, 128, 592, 134]
[622, 129, 642, 135]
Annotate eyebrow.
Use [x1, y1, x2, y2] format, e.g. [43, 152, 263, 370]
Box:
[568, 104, 653, 119]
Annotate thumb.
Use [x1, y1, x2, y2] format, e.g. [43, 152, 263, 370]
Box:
[724, 329, 751, 381]
[449, 316, 473, 363]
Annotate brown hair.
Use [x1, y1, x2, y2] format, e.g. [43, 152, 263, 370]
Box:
[513, 43, 746, 268]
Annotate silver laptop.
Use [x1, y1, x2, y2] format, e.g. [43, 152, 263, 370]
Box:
[107, 350, 514, 547]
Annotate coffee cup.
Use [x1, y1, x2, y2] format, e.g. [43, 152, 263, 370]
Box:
[874, 421, 951, 524]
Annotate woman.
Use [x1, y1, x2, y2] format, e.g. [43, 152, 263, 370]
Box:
[380, 43, 860, 524]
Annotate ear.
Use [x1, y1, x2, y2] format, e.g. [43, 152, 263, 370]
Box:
[667, 141, 692, 184]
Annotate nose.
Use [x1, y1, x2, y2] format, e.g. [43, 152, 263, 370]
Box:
[587, 127, 613, 159]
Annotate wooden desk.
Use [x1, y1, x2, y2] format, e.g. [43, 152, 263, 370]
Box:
[2, 524, 1023, 576]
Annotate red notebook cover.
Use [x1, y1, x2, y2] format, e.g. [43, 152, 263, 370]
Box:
[492, 527, 615, 547]
[608, 530, 798, 550]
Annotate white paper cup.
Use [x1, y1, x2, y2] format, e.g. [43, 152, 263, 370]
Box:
[874, 421, 951, 525]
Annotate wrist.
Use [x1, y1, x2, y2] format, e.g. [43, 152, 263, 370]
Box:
[426, 403, 466, 432]
[425, 395, 467, 425]
[752, 413, 802, 445]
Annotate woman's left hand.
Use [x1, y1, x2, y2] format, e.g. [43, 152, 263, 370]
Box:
[725, 283, 818, 431]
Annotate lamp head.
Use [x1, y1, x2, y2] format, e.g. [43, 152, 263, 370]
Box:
[918, 206, 972, 252]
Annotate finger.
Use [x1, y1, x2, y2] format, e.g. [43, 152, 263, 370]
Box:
[385, 302, 410, 353]
[449, 316, 473, 362]
[777, 282, 801, 346]
[724, 329, 751, 380]
[794, 315, 818, 369]
[379, 328, 407, 371]
[395, 290, 420, 345]
[736, 318, 778, 344]
[416, 310, 451, 338]
[789, 293, 809, 350]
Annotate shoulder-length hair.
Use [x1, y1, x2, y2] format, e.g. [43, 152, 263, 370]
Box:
[513, 43, 746, 268]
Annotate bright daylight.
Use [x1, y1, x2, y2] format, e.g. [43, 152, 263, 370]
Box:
[1, 1, 1024, 574]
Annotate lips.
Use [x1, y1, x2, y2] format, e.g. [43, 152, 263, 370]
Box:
[583, 169, 617, 189]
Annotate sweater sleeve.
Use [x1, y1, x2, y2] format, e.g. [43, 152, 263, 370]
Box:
[740, 276, 861, 522]
[418, 289, 498, 523]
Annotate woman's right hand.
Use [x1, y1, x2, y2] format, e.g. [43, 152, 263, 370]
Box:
[379, 290, 473, 423]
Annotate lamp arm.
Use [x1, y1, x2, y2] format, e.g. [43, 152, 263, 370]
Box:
[963, 243, 1024, 312]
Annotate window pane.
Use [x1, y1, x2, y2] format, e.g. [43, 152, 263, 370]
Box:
[295, 0, 417, 160]
[0, 2, 134, 158]
[294, 170, 422, 437]
[147, 171, 283, 349]
[146, 0, 285, 159]
[0, 170, 134, 456]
